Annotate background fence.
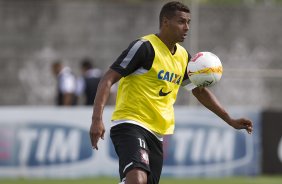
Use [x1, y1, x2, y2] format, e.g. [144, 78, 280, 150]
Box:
[0, 107, 264, 178]
[0, 0, 282, 108]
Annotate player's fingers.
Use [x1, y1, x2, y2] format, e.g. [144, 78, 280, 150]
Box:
[92, 134, 100, 150]
[247, 126, 253, 134]
[101, 130, 105, 140]
[93, 136, 99, 150]
[244, 125, 253, 134]
[89, 130, 99, 150]
[243, 119, 253, 127]
[93, 131, 102, 150]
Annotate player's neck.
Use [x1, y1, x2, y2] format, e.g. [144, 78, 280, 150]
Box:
[156, 33, 176, 54]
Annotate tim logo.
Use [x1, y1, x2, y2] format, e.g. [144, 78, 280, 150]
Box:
[0, 123, 92, 167]
[162, 122, 253, 175]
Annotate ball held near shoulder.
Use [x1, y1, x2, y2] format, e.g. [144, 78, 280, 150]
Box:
[187, 52, 223, 87]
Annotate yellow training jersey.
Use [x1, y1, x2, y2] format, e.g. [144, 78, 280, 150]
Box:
[111, 34, 189, 135]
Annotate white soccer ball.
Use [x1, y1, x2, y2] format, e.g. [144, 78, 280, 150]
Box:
[187, 52, 223, 87]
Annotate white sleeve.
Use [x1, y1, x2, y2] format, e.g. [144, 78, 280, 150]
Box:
[181, 78, 197, 91]
[60, 74, 76, 93]
[75, 77, 85, 95]
[182, 83, 197, 91]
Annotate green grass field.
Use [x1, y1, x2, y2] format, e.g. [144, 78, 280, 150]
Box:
[1, 176, 282, 184]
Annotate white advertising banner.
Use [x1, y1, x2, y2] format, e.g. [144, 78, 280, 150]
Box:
[0, 107, 261, 178]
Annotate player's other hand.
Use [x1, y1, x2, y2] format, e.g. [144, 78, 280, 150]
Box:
[229, 118, 253, 134]
[89, 118, 105, 150]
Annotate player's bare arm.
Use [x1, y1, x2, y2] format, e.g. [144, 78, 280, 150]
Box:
[90, 69, 122, 150]
[192, 87, 253, 134]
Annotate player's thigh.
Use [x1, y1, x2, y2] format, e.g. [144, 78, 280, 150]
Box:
[110, 124, 151, 181]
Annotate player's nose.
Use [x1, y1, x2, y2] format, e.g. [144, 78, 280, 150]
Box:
[185, 22, 189, 30]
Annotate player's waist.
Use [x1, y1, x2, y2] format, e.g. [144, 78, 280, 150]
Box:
[111, 119, 164, 141]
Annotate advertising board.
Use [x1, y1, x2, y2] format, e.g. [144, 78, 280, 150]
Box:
[0, 107, 261, 178]
[262, 111, 282, 174]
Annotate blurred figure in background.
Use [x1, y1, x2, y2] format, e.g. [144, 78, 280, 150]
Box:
[76, 58, 102, 105]
[51, 60, 77, 106]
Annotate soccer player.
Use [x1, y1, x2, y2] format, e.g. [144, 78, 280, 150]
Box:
[89, 1, 253, 184]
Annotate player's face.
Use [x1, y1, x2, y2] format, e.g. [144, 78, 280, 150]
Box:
[167, 11, 191, 43]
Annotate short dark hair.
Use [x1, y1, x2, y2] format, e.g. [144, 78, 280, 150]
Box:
[52, 60, 62, 68]
[159, 1, 190, 27]
[81, 58, 93, 70]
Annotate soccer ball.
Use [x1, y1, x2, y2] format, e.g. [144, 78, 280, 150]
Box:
[187, 52, 223, 87]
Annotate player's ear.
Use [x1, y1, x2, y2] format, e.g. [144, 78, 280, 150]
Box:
[162, 17, 170, 27]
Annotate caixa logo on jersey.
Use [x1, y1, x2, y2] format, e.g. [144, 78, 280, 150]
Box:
[0, 123, 92, 167]
[162, 121, 254, 176]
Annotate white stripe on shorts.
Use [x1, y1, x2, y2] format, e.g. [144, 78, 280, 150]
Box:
[123, 161, 133, 173]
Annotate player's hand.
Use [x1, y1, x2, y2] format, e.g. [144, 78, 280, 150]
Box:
[229, 118, 253, 134]
[89, 118, 105, 150]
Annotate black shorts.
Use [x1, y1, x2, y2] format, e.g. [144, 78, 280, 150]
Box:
[110, 123, 163, 184]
